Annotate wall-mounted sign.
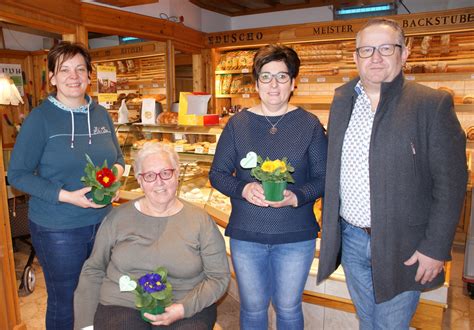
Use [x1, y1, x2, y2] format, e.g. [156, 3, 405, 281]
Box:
[97, 65, 117, 103]
[205, 7, 474, 47]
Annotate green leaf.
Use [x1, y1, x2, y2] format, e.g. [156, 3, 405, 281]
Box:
[85, 154, 94, 166]
[155, 267, 168, 282]
[112, 166, 118, 176]
[93, 188, 105, 201]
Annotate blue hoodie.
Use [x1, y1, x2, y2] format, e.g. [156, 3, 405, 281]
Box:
[8, 95, 125, 229]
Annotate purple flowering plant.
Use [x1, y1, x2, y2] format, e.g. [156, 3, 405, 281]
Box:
[119, 266, 173, 318]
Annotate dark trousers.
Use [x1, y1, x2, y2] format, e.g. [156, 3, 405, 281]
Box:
[94, 303, 217, 330]
[29, 220, 100, 330]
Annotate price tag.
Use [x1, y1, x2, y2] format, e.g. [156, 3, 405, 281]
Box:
[317, 77, 326, 83]
[405, 75, 415, 81]
[471, 74, 474, 79]
[174, 133, 183, 140]
[208, 146, 216, 155]
[342, 76, 350, 82]
[242, 94, 250, 98]
[194, 146, 204, 154]
[123, 164, 132, 177]
[138, 84, 144, 88]
[174, 145, 184, 152]
[152, 83, 159, 88]
[300, 77, 309, 83]
[241, 68, 250, 73]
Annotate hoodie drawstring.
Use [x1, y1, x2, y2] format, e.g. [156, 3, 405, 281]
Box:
[69, 103, 92, 148]
[69, 109, 75, 148]
[87, 103, 92, 145]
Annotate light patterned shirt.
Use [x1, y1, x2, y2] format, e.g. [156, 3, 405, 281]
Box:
[339, 81, 374, 228]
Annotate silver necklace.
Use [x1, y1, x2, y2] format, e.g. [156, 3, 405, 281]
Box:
[261, 106, 289, 134]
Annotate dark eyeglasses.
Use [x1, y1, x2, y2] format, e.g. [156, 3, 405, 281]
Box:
[139, 169, 175, 182]
[355, 44, 402, 58]
[258, 72, 291, 84]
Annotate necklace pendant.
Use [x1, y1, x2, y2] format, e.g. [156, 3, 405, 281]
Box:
[270, 127, 278, 134]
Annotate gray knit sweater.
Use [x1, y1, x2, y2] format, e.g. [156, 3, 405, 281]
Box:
[74, 200, 230, 329]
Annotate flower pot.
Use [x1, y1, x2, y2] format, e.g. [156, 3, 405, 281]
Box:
[91, 187, 113, 205]
[140, 305, 165, 322]
[262, 181, 287, 202]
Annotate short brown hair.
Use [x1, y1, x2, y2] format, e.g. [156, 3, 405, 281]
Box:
[252, 44, 300, 82]
[48, 41, 92, 77]
[356, 18, 406, 48]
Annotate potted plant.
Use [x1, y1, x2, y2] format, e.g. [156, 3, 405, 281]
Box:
[119, 267, 174, 322]
[248, 154, 295, 202]
[80, 154, 121, 205]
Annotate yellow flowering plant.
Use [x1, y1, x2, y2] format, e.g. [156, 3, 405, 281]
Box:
[250, 156, 295, 184]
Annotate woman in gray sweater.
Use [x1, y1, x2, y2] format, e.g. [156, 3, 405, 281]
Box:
[74, 142, 230, 329]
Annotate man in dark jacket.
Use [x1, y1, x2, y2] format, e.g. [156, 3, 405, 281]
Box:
[317, 18, 467, 329]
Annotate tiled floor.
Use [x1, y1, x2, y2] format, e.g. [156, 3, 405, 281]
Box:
[14, 239, 473, 329]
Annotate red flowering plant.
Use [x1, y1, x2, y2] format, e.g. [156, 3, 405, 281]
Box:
[119, 267, 173, 322]
[80, 154, 121, 205]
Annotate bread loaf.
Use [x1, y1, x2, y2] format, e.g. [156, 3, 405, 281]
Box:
[463, 95, 474, 104]
[437, 86, 455, 98]
[157, 112, 178, 125]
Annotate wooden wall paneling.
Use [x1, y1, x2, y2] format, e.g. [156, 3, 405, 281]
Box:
[206, 48, 219, 113]
[0, 50, 34, 147]
[0, 27, 5, 49]
[165, 40, 175, 111]
[1, 0, 80, 35]
[31, 51, 50, 107]
[0, 115, 26, 330]
[63, 25, 89, 47]
[192, 54, 204, 94]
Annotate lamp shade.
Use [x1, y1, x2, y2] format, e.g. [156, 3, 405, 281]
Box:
[0, 73, 24, 106]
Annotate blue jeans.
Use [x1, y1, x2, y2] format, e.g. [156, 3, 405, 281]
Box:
[340, 219, 421, 330]
[230, 238, 315, 330]
[29, 220, 100, 330]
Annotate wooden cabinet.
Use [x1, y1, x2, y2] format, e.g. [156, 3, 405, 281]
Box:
[89, 42, 168, 123]
[211, 30, 474, 126]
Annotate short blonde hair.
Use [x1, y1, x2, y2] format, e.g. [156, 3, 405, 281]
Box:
[133, 142, 179, 179]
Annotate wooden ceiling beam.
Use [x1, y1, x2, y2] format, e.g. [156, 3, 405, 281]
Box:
[93, 0, 159, 7]
[82, 2, 204, 52]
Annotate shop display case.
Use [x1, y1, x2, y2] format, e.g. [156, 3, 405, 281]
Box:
[115, 123, 232, 217]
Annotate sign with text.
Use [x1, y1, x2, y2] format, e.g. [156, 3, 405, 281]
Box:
[205, 8, 474, 47]
[97, 65, 117, 103]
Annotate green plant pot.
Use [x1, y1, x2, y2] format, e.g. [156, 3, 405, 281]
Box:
[262, 181, 287, 202]
[140, 305, 165, 322]
[91, 187, 113, 205]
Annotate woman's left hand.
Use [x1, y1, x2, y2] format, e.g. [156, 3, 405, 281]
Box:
[266, 189, 298, 208]
[144, 303, 185, 326]
[111, 189, 120, 203]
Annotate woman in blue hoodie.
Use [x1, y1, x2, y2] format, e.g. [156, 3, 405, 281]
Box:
[8, 41, 124, 330]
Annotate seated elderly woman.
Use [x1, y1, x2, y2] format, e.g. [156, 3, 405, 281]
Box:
[74, 142, 230, 330]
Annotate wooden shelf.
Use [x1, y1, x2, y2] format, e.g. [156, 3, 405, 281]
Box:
[216, 93, 258, 99]
[115, 123, 222, 135]
[215, 69, 252, 74]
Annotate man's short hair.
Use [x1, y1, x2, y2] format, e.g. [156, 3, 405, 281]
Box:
[356, 18, 406, 48]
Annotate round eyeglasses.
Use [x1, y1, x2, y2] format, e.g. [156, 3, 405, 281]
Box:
[355, 44, 402, 58]
[139, 169, 175, 182]
[258, 72, 291, 84]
